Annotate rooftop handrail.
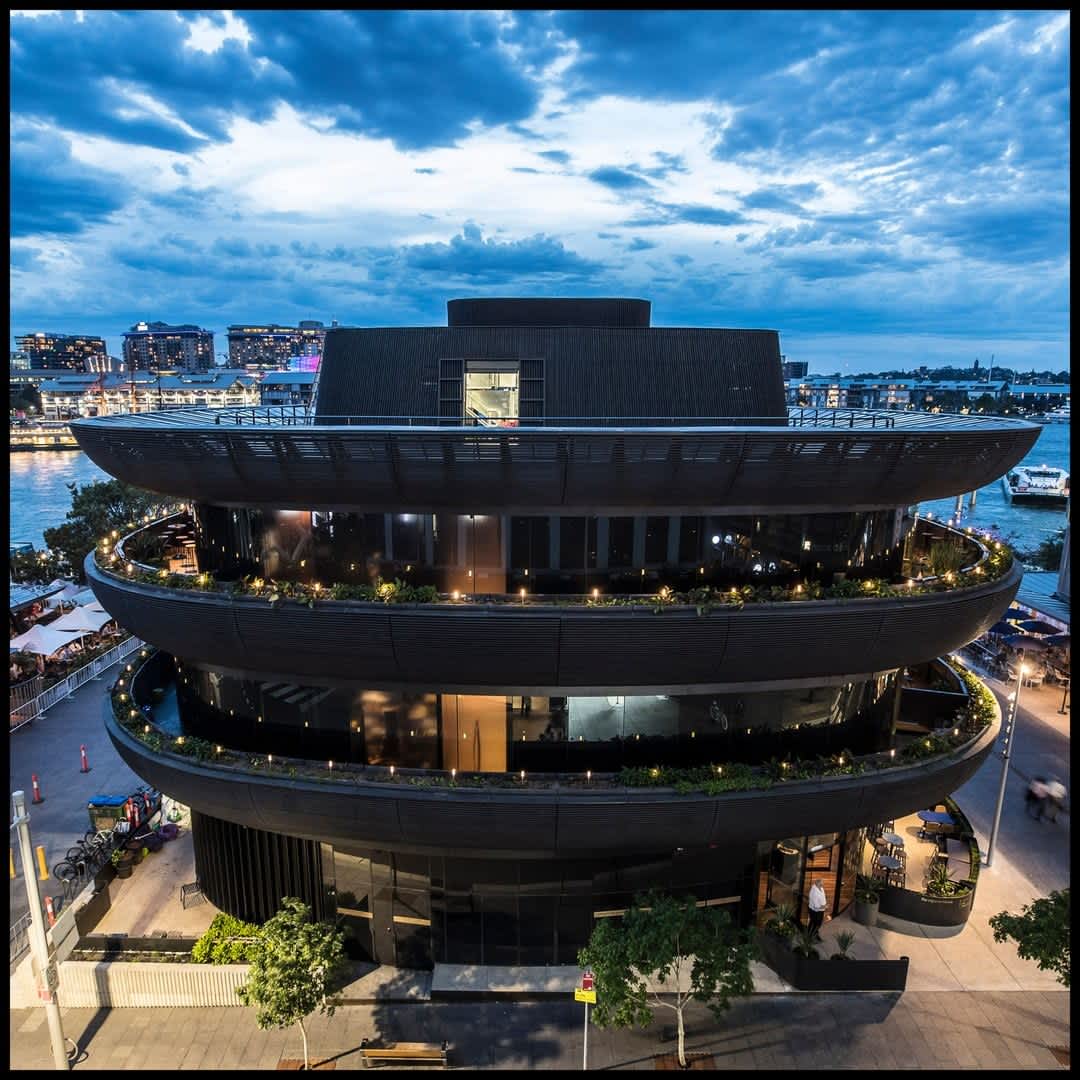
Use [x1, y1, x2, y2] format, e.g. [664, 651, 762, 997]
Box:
[72, 405, 1039, 432]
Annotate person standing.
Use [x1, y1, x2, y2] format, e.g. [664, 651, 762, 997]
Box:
[807, 878, 828, 940]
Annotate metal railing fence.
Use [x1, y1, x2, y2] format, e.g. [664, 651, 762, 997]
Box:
[10, 636, 143, 733]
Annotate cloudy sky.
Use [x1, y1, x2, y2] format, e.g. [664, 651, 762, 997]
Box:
[10, 9, 1070, 373]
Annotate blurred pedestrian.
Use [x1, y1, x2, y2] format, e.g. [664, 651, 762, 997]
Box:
[1026, 776, 1048, 818]
[1043, 778, 1067, 823]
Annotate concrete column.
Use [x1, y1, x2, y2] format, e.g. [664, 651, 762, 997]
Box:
[632, 516, 647, 568]
[666, 516, 681, 565]
[595, 517, 609, 570]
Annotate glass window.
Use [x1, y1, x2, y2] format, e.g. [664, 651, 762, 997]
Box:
[608, 517, 634, 568]
[560, 518, 587, 571]
[645, 517, 668, 564]
[464, 361, 519, 425]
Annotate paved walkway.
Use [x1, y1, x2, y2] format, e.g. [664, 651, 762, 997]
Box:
[9, 991, 1070, 1069]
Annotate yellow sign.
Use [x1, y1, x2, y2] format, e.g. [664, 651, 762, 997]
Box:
[574, 988, 597, 1004]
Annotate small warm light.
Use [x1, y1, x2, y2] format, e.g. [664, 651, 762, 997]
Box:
[119, 693, 127, 701]
[730, 587, 738, 596]
[717, 766, 723, 776]
[635, 733, 640, 740]
[794, 584, 803, 594]
[452, 590, 460, 601]
[159, 569, 168, 578]
[389, 765, 395, 777]
[329, 760, 333, 770]
[313, 582, 321, 592]
[215, 745, 222, 754]
[889, 748, 896, 758]
[953, 728, 959, 736]
[268, 754, 273, 764]
[176, 736, 184, 746]
[451, 767, 457, 779]
[1020, 663, 1031, 676]
[520, 588, 527, 601]
[110, 553, 118, 562]
[467, 570, 473, 577]
[691, 730, 696, 738]
[130, 709, 138, 718]
[118, 678, 125, 686]
[112, 530, 119, 538]
[143, 724, 150, 733]
[592, 587, 599, 599]
[907, 579, 914, 588]
[406, 565, 412, 573]
[520, 769, 526, 781]
[126, 665, 132, 672]
[699, 566, 705, 575]
[299, 559, 306, 568]
[126, 563, 134, 574]
[586, 770, 592, 781]
[258, 716, 263, 723]
[523, 568, 528, 576]
[925, 740, 931, 748]
[838, 755, 844, 765]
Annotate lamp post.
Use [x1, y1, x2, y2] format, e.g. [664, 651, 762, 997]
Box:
[985, 657, 1028, 868]
[11, 790, 70, 1070]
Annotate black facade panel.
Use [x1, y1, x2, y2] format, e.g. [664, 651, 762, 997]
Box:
[446, 297, 651, 328]
[315, 326, 785, 421]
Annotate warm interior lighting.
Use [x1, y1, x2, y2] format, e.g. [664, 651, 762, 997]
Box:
[452, 590, 460, 601]
[592, 587, 600, 598]
[389, 765, 395, 777]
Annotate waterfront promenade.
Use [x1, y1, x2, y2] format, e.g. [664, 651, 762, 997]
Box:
[9, 655, 1070, 1069]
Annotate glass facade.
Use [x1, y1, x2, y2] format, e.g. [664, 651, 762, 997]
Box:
[330, 845, 755, 969]
[171, 662, 897, 772]
[190, 505, 908, 593]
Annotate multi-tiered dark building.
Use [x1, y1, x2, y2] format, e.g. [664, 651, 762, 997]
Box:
[74, 298, 1037, 969]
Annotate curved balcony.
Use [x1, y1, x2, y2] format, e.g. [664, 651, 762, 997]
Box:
[105, 669, 1000, 859]
[87, 543, 1021, 692]
[70, 408, 1040, 514]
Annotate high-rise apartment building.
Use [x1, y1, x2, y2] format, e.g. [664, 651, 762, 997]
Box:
[14, 332, 109, 372]
[75, 298, 1035, 970]
[227, 322, 327, 369]
[123, 322, 214, 372]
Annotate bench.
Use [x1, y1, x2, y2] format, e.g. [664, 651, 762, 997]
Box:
[358, 1040, 449, 1068]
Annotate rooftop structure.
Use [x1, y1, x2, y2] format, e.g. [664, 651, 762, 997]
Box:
[73, 297, 1037, 969]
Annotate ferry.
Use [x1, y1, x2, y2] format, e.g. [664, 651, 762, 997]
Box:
[9, 421, 78, 451]
[1001, 464, 1070, 506]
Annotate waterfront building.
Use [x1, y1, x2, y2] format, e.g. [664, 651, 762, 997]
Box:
[227, 322, 326, 369]
[123, 322, 214, 373]
[10, 351, 31, 372]
[14, 332, 109, 372]
[786, 376, 1010, 410]
[259, 371, 317, 408]
[74, 297, 1036, 969]
[40, 370, 259, 419]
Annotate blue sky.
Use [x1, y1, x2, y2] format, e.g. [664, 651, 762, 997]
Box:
[9, 9, 1070, 374]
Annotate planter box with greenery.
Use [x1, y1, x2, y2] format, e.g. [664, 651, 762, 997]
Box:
[758, 918, 908, 992]
[853, 874, 881, 926]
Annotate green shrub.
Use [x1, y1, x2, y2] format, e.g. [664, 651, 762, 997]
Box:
[192, 912, 263, 964]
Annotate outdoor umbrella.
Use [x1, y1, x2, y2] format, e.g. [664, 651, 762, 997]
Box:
[44, 582, 83, 609]
[9, 623, 88, 656]
[987, 621, 1016, 637]
[69, 588, 98, 607]
[49, 605, 115, 634]
[1043, 634, 1070, 648]
[1001, 633, 1050, 653]
[1018, 619, 1060, 636]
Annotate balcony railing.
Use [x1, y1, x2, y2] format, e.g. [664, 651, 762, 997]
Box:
[75, 405, 1039, 433]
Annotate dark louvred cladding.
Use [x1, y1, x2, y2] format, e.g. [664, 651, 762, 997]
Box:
[316, 297, 786, 422]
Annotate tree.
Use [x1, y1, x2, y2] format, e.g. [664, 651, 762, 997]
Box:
[578, 891, 757, 1068]
[989, 889, 1070, 987]
[40, 478, 171, 582]
[8, 548, 67, 585]
[236, 898, 348, 1070]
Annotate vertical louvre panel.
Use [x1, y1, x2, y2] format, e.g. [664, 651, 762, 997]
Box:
[192, 810, 326, 924]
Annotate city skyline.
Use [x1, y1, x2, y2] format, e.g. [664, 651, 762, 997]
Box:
[11, 9, 1070, 374]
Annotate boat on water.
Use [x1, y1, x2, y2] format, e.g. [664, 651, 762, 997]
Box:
[1001, 464, 1070, 506]
[1041, 403, 1070, 424]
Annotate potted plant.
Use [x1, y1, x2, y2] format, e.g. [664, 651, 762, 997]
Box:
[765, 902, 797, 941]
[925, 860, 971, 899]
[830, 930, 856, 960]
[791, 924, 820, 960]
[853, 874, 881, 926]
[124, 838, 145, 865]
[112, 848, 134, 879]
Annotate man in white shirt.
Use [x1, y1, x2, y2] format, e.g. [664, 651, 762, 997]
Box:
[807, 878, 828, 939]
[1043, 778, 1067, 823]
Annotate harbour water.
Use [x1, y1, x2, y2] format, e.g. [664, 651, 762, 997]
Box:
[7, 423, 1071, 554]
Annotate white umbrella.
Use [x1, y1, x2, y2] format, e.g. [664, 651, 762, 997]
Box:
[9, 624, 88, 656]
[44, 582, 84, 609]
[70, 588, 98, 607]
[49, 605, 115, 634]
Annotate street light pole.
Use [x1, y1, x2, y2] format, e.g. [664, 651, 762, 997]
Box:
[11, 790, 70, 1070]
[985, 656, 1027, 868]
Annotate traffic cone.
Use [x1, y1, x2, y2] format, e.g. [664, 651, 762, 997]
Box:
[80, 745, 91, 773]
[31, 775, 43, 804]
